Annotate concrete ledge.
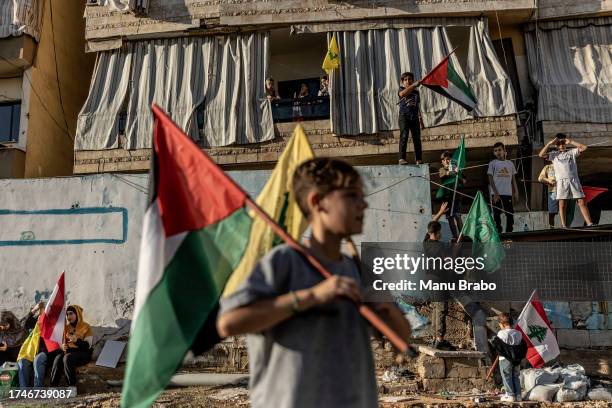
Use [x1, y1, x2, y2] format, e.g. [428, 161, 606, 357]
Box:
[416, 345, 486, 358]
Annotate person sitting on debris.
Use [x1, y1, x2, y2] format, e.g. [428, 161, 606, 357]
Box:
[438, 151, 465, 240]
[217, 158, 413, 408]
[490, 313, 527, 403]
[538, 134, 594, 228]
[0, 310, 28, 365]
[487, 142, 518, 233]
[538, 161, 558, 228]
[50, 305, 93, 387]
[398, 72, 423, 165]
[17, 302, 61, 388]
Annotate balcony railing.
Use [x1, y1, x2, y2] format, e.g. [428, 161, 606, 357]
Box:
[271, 96, 330, 123]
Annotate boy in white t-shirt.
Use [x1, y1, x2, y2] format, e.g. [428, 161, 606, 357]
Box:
[487, 142, 518, 233]
[538, 133, 593, 228]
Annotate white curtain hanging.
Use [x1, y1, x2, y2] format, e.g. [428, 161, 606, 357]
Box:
[525, 17, 612, 123]
[126, 37, 212, 150]
[201, 32, 275, 147]
[76, 33, 275, 150]
[76, 48, 132, 150]
[329, 19, 517, 136]
[329, 27, 470, 135]
[468, 19, 517, 117]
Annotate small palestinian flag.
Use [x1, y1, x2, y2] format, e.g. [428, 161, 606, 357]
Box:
[421, 54, 477, 112]
[121, 105, 253, 408]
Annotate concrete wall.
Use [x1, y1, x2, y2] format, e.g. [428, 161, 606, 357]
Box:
[0, 174, 147, 332]
[24, 0, 95, 177]
[0, 165, 431, 329]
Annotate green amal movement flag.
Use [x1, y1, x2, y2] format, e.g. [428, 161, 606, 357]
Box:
[121, 106, 255, 408]
[420, 53, 477, 112]
[459, 190, 505, 272]
[435, 136, 466, 200]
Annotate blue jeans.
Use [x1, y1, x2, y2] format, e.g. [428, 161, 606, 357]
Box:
[17, 352, 48, 388]
[499, 358, 521, 397]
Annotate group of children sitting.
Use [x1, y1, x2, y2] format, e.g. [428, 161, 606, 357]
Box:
[0, 302, 93, 388]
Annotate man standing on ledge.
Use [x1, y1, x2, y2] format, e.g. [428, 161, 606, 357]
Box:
[398, 72, 423, 165]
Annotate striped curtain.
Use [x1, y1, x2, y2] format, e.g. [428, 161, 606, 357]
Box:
[202, 32, 274, 146]
[525, 17, 612, 123]
[329, 27, 469, 135]
[126, 37, 213, 150]
[0, 0, 43, 41]
[329, 21, 515, 136]
[76, 33, 274, 150]
[468, 19, 516, 117]
[76, 48, 132, 150]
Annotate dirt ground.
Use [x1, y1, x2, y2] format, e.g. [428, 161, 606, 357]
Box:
[3, 383, 612, 408]
[2, 368, 611, 408]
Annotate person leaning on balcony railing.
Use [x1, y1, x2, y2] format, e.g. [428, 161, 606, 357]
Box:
[398, 72, 423, 166]
[265, 77, 281, 101]
[297, 83, 310, 98]
[318, 75, 329, 97]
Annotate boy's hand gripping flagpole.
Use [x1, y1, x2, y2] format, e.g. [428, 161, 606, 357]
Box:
[244, 198, 411, 354]
[150, 104, 411, 355]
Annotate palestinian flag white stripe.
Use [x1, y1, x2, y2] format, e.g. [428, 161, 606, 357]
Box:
[515, 291, 560, 368]
[421, 54, 477, 112]
[132, 201, 186, 328]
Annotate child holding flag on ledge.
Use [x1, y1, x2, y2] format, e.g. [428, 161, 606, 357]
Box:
[217, 158, 413, 408]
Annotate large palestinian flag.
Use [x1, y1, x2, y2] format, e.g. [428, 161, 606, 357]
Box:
[121, 105, 253, 408]
[421, 54, 477, 112]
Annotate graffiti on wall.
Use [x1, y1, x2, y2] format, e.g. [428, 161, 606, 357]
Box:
[0, 207, 128, 246]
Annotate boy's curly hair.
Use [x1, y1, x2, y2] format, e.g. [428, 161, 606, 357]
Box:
[292, 158, 362, 218]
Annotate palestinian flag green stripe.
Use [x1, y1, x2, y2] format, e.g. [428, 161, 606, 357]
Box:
[122, 208, 252, 408]
[447, 61, 477, 104]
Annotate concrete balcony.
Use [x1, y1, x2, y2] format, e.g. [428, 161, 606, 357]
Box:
[0, 36, 36, 76]
[73, 115, 518, 174]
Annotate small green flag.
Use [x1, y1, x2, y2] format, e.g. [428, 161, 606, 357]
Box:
[460, 191, 505, 272]
[435, 137, 466, 200]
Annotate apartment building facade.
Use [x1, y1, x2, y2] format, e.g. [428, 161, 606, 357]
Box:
[0, 0, 94, 178]
[74, 0, 611, 211]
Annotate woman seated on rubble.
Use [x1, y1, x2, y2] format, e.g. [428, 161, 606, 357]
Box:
[50, 305, 94, 387]
[17, 301, 62, 387]
[0, 310, 28, 365]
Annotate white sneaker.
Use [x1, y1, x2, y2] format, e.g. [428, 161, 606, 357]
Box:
[500, 394, 516, 402]
[515, 395, 522, 402]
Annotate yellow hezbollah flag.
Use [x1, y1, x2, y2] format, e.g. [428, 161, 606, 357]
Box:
[223, 124, 315, 295]
[322, 34, 340, 74]
[17, 322, 41, 362]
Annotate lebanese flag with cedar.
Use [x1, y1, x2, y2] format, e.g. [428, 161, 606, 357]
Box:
[421, 54, 477, 112]
[39, 272, 66, 351]
[515, 290, 560, 368]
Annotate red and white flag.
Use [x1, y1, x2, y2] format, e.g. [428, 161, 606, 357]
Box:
[40, 272, 66, 350]
[515, 290, 560, 368]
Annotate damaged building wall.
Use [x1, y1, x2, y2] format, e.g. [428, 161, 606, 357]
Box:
[0, 165, 431, 331]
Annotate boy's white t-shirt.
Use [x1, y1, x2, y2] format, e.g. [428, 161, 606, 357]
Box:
[548, 149, 580, 180]
[487, 159, 516, 196]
